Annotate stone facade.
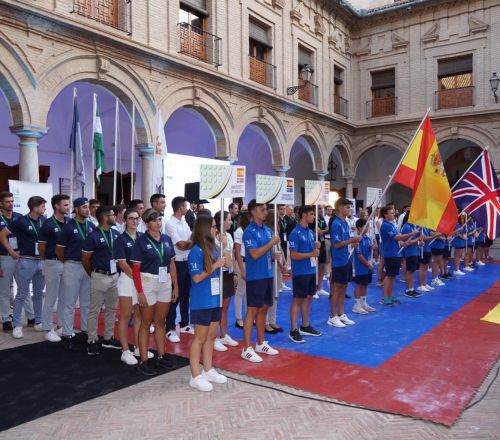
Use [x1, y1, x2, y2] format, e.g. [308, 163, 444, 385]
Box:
[0, 0, 498, 204]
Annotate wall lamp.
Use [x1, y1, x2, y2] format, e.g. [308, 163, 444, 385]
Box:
[287, 64, 312, 95]
[490, 72, 499, 103]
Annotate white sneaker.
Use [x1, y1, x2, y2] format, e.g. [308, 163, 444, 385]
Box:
[180, 325, 195, 335]
[317, 289, 330, 297]
[323, 274, 329, 280]
[56, 327, 75, 337]
[339, 314, 355, 325]
[241, 346, 263, 363]
[362, 302, 376, 312]
[313, 293, 320, 299]
[417, 286, 429, 294]
[121, 350, 138, 365]
[133, 346, 154, 359]
[425, 284, 435, 291]
[12, 326, 23, 338]
[255, 341, 279, 356]
[280, 284, 292, 291]
[189, 375, 213, 392]
[327, 315, 346, 328]
[352, 304, 368, 315]
[167, 330, 180, 343]
[454, 270, 465, 276]
[218, 334, 239, 347]
[202, 368, 227, 384]
[149, 324, 155, 334]
[45, 329, 61, 342]
[464, 267, 474, 272]
[214, 339, 228, 352]
[34, 323, 44, 332]
[477, 261, 486, 266]
[427, 268, 432, 272]
[431, 278, 444, 287]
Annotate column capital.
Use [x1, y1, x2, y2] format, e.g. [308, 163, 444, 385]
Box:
[137, 143, 155, 156]
[273, 166, 290, 176]
[313, 170, 329, 180]
[215, 155, 239, 164]
[10, 124, 48, 138]
[344, 174, 354, 182]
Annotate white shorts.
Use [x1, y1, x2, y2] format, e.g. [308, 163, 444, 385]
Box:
[141, 272, 172, 306]
[117, 273, 138, 305]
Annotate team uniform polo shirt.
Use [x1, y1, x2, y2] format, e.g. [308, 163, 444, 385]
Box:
[165, 216, 192, 261]
[422, 228, 432, 253]
[354, 235, 372, 276]
[114, 231, 142, 266]
[188, 244, 220, 310]
[330, 216, 350, 267]
[401, 223, 419, 257]
[430, 232, 445, 250]
[57, 218, 95, 261]
[130, 232, 175, 275]
[8, 215, 45, 256]
[243, 221, 273, 281]
[477, 230, 485, 244]
[0, 212, 22, 254]
[452, 223, 466, 248]
[82, 227, 120, 272]
[288, 224, 316, 276]
[38, 216, 68, 259]
[380, 220, 400, 258]
[466, 223, 476, 246]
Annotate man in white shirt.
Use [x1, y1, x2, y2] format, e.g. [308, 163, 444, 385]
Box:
[397, 205, 410, 231]
[88, 199, 100, 226]
[165, 196, 193, 342]
[150, 193, 169, 234]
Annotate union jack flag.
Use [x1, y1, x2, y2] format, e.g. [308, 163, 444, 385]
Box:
[452, 150, 500, 240]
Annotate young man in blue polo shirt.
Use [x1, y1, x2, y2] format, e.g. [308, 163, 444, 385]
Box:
[328, 198, 361, 328]
[380, 206, 420, 305]
[241, 199, 281, 363]
[56, 197, 95, 350]
[82, 206, 121, 355]
[38, 194, 71, 342]
[288, 205, 322, 343]
[0, 196, 47, 339]
[400, 217, 422, 298]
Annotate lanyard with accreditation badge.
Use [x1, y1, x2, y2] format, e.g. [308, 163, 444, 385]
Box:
[27, 216, 42, 255]
[98, 227, 117, 273]
[146, 234, 169, 282]
[1, 214, 18, 250]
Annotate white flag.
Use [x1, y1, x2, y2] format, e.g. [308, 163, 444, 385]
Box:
[153, 109, 167, 194]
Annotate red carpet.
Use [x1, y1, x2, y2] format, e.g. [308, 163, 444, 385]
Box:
[165, 281, 500, 426]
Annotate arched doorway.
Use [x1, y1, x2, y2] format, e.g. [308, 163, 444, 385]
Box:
[288, 137, 318, 205]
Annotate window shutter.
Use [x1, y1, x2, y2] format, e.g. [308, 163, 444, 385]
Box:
[438, 55, 473, 77]
[334, 66, 343, 85]
[249, 20, 271, 47]
[180, 0, 208, 16]
[298, 47, 312, 67]
[371, 69, 395, 89]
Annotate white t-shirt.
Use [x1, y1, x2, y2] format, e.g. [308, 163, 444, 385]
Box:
[165, 215, 192, 260]
[397, 213, 406, 232]
[233, 227, 245, 257]
[216, 234, 234, 273]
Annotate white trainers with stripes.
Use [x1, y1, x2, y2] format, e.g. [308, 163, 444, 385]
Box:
[241, 346, 263, 363]
[255, 341, 279, 356]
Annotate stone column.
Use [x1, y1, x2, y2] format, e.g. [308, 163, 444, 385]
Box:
[314, 170, 329, 181]
[138, 144, 155, 206]
[10, 125, 48, 183]
[273, 166, 290, 177]
[345, 174, 354, 199]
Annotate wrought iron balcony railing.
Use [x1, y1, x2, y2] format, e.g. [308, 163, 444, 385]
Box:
[73, 0, 131, 33]
[178, 22, 222, 67]
[366, 96, 397, 118]
[249, 55, 276, 89]
[298, 80, 319, 106]
[334, 95, 348, 118]
[435, 86, 474, 110]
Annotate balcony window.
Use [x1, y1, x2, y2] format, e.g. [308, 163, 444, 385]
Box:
[334, 65, 348, 118]
[248, 19, 275, 88]
[298, 47, 317, 105]
[178, 1, 221, 66]
[436, 55, 474, 109]
[368, 69, 396, 117]
[73, 0, 131, 33]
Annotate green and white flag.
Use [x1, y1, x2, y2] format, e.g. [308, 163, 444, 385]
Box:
[92, 93, 105, 185]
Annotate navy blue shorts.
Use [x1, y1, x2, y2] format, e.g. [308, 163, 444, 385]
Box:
[354, 272, 372, 286]
[292, 274, 316, 298]
[431, 248, 444, 256]
[443, 247, 451, 258]
[246, 278, 274, 308]
[384, 257, 401, 277]
[420, 252, 431, 265]
[405, 256, 419, 272]
[190, 307, 221, 326]
[476, 242, 485, 248]
[454, 246, 465, 250]
[331, 262, 352, 285]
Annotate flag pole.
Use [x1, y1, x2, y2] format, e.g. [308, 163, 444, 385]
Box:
[113, 98, 119, 205]
[348, 107, 432, 257]
[91, 93, 97, 199]
[450, 147, 488, 192]
[130, 104, 135, 200]
[70, 88, 76, 205]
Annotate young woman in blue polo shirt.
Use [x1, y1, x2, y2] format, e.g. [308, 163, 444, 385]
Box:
[131, 209, 178, 376]
[400, 213, 422, 298]
[188, 215, 229, 392]
[452, 215, 467, 275]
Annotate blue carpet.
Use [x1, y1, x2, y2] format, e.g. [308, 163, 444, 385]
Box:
[224, 264, 499, 368]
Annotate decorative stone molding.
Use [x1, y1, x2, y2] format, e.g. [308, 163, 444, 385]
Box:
[193, 87, 203, 101]
[97, 57, 111, 79]
[290, 1, 303, 23]
[469, 15, 489, 34]
[355, 37, 371, 56]
[259, 106, 266, 119]
[450, 123, 459, 137]
[314, 15, 326, 37]
[272, 0, 285, 10]
[422, 23, 439, 43]
[391, 32, 409, 49]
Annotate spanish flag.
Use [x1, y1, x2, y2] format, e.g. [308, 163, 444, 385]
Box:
[393, 115, 456, 234]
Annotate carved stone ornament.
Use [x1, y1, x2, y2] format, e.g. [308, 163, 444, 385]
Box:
[97, 57, 111, 78]
[392, 32, 409, 49]
[314, 14, 326, 37]
[193, 87, 202, 101]
[469, 15, 489, 34]
[422, 23, 439, 43]
[355, 37, 371, 56]
[290, 1, 303, 23]
[272, 0, 285, 9]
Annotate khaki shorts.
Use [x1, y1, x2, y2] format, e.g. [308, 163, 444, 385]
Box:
[141, 272, 172, 306]
[117, 272, 138, 305]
